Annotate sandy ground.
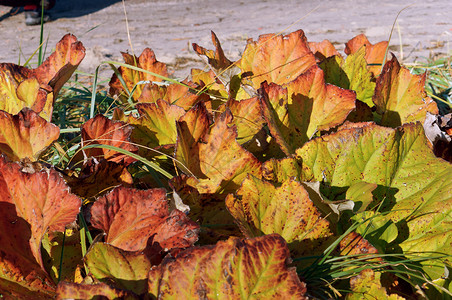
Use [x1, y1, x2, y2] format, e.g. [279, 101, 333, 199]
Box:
[0, 0, 451, 82]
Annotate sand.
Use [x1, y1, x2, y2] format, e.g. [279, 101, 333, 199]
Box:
[0, 0, 451, 81]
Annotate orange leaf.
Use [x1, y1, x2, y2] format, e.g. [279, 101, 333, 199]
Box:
[175, 104, 261, 194]
[239, 29, 316, 88]
[373, 56, 438, 127]
[0, 64, 53, 120]
[193, 31, 233, 72]
[138, 80, 208, 110]
[64, 158, 133, 200]
[226, 175, 333, 246]
[79, 114, 138, 165]
[109, 48, 168, 101]
[148, 234, 307, 299]
[260, 65, 356, 154]
[127, 100, 186, 157]
[90, 186, 199, 252]
[345, 34, 388, 77]
[33, 34, 86, 99]
[0, 202, 56, 298]
[308, 39, 341, 62]
[0, 157, 82, 269]
[0, 108, 59, 161]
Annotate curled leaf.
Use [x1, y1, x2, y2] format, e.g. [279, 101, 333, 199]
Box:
[0, 108, 59, 161]
[175, 105, 261, 195]
[33, 34, 86, 99]
[373, 56, 438, 127]
[345, 34, 388, 77]
[260, 65, 356, 154]
[90, 186, 199, 252]
[79, 114, 138, 166]
[109, 48, 168, 101]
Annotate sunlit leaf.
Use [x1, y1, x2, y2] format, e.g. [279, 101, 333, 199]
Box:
[239, 29, 316, 88]
[79, 114, 138, 166]
[260, 65, 356, 154]
[319, 46, 375, 106]
[217, 96, 265, 146]
[226, 175, 333, 249]
[56, 281, 138, 299]
[347, 269, 405, 300]
[109, 48, 168, 101]
[175, 105, 261, 194]
[193, 31, 233, 72]
[0, 157, 81, 268]
[345, 34, 388, 77]
[33, 34, 86, 99]
[373, 56, 438, 127]
[191, 68, 229, 99]
[148, 234, 307, 299]
[308, 39, 340, 62]
[85, 243, 151, 295]
[90, 186, 199, 252]
[0, 108, 59, 161]
[138, 80, 208, 110]
[297, 122, 452, 280]
[127, 100, 185, 157]
[0, 64, 53, 121]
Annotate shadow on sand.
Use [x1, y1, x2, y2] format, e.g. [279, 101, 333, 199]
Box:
[0, 0, 121, 22]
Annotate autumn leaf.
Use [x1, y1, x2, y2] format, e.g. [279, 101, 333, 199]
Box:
[127, 100, 185, 157]
[226, 175, 333, 254]
[148, 234, 308, 299]
[347, 269, 405, 300]
[297, 122, 452, 281]
[193, 31, 233, 72]
[319, 46, 375, 106]
[109, 48, 168, 101]
[239, 29, 316, 88]
[0, 64, 53, 120]
[90, 186, 199, 252]
[64, 158, 133, 200]
[260, 65, 356, 155]
[79, 114, 138, 166]
[56, 281, 138, 300]
[42, 230, 83, 283]
[0, 156, 81, 268]
[0, 202, 56, 299]
[33, 34, 86, 99]
[345, 34, 388, 77]
[84, 243, 152, 295]
[175, 104, 262, 195]
[217, 96, 266, 146]
[138, 80, 208, 110]
[308, 39, 340, 62]
[373, 56, 438, 127]
[0, 108, 59, 161]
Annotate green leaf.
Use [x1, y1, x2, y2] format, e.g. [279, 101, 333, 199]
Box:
[85, 243, 151, 295]
[296, 122, 452, 281]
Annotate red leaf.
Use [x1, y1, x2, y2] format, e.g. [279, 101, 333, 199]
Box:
[90, 186, 199, 252]
[80, 114, 138, 166]
[0, 156, 81, 269]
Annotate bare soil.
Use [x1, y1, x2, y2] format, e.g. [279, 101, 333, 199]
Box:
[0, 0, 451, 82]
